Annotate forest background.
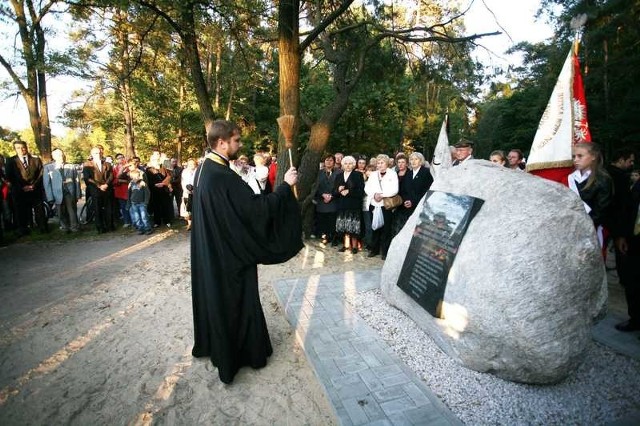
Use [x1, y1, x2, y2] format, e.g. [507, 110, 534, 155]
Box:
[1, 0, 638, 201]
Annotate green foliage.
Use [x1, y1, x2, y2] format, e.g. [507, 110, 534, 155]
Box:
[3, 0, 497, 165]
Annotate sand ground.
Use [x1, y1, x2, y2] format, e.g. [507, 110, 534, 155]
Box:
[0, 228, 383, 425]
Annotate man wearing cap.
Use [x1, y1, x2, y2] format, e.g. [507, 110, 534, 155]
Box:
[452, 139, 474, 166]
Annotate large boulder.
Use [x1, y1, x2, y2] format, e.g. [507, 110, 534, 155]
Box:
[381, 160, 607, 384]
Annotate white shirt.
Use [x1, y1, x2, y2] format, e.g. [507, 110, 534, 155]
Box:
[364, 169, 399, 207]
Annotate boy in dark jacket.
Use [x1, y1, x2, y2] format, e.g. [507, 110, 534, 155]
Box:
[127, 168, 152, 235]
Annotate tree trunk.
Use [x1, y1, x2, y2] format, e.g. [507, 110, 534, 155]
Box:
[277, 0, 301, 185]
[115, 10, 137, 159]
[214, 41, 222, 110]
[121, 81, 136, 158]
[180, 4, 215, 130]
[1, 0, 53, 160]
[225, 83, 235, 120]
[176, 81, 186, 162]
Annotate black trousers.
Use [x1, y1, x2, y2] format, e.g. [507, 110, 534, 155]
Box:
[369, 205, 393, 256]
[615, 237, 640, 322]
[172, 188, 183, 215]
[93, 189, 114, 232]
[12, 191, 46, 233]
[316, 211, 337, 241]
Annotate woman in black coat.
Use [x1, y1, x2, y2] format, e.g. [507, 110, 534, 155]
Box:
[334, 156, 365, 253]
[393, 152, 433, 236]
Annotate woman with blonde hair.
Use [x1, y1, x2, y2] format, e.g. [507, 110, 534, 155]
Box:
[489, 150, 507, 166]
[569, 142, 613, 246]
[364, 154, 399, 260]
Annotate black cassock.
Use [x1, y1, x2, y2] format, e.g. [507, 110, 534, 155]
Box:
[190, 153, 303, 384]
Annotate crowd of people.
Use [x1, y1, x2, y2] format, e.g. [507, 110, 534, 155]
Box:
[1, 122, 639, 383]
[308, 140, 528, 260]
[0, 137, 638, 338]
[0, 140, 200, 242]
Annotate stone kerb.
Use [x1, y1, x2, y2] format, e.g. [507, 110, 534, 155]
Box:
[381, 160, 607, 384]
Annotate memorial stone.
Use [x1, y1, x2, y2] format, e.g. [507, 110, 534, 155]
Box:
[381, 160, 607, 384]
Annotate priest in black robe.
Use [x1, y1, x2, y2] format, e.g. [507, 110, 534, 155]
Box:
[191, 119, 303, 384]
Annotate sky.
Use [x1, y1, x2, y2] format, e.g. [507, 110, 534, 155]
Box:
[0, 0, 555, 138]
[462, 0, 555, 73]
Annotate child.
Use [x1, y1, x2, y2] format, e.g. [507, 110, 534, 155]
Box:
[127, 168, 153, 235]
[569, 142, 612, 248]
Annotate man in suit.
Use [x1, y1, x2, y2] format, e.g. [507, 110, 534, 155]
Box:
[606, 148, 640, 332]
[452, 139, 474, 166]
[5, 140, 47, 236]
[83, 146, 114, 233]
[43, 148, 81, 233]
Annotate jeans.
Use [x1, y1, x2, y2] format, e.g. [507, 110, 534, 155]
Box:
[117, 198, 131, 225]
[129, 202, 151, 232]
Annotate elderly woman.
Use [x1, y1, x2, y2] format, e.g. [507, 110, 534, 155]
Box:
[253, 153, 271, 194]
[393, 152, 434, 236]
[180, 158, 198, 230]
[364, 154, 399, 260]
[405, 152, 433, 213]
[334, 155, 365, 253]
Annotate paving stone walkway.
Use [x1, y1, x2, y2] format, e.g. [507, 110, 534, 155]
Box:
[273, 269, 461, 426]
[273, 268, 640, 426]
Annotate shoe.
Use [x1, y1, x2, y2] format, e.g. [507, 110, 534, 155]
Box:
[351, 248, 358, 254]
[138, 230, 145, 235]
[123, 223, 131, 228]
[367, 251, 378, 258]
[145, 229, 154, 235]
[339, 246, 348, 252]
[614, 320, 640, 332]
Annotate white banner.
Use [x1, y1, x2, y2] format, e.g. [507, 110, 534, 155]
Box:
[527, 50, 575, 171]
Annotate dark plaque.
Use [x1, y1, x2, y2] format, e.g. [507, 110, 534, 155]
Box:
[396, 191, 484, 318]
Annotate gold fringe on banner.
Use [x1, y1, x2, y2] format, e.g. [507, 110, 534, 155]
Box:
[526, 160, 574, 173]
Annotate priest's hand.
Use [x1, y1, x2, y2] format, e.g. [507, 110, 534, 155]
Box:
[284, 167, 298, 186]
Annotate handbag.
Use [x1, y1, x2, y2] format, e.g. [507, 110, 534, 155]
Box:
[383, 194, 403, 210]
[378, 173, 402, 210]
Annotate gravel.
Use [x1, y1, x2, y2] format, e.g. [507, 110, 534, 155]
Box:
[349, 289, 640, 425]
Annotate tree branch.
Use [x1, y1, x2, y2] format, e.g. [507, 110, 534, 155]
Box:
[299, 0, 355, 52]
[0, 53, 27, 94]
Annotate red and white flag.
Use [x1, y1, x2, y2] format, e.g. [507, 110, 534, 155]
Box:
[526, 48, 591, 185]
[430, 115, 451, 179]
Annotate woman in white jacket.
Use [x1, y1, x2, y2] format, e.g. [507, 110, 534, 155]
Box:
[364, 154, 399, 260]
